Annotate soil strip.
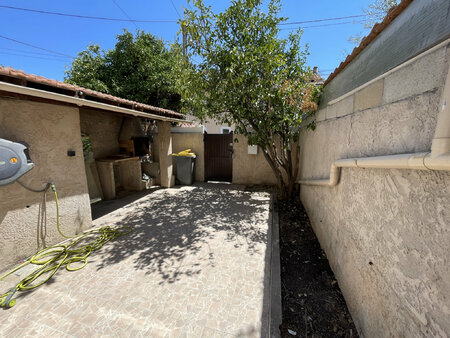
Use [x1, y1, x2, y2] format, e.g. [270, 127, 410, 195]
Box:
[278, 199, 358, 337]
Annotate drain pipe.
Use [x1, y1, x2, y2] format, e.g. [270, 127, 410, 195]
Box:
[298, 62, 450, 187]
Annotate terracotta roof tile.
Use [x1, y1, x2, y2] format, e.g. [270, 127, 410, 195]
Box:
[0, 66, 185, 119]
[323, 0, 414, 87]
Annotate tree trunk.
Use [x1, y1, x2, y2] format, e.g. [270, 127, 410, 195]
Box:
[260, 142, 298, 200]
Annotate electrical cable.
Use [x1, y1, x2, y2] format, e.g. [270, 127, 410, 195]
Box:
[0, 34, 73, 58]
[0, 183, 132, 308]
[280, 20, 366, 31]
[16, 180, 51, 193]
[0, 5, 368, 27]
[0, 52, 71, 62]
[170, 0, 182, 19]
[0, 5, 176, 23]
[0, 47, 72, 59]
[111, 0, 139, 29]
[280, 14, 368, 26]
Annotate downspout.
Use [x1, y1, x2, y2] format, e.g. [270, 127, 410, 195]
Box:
[298, 61, 450, 187]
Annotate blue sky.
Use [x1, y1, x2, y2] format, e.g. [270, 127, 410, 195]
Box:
[0, 1, 374, 81]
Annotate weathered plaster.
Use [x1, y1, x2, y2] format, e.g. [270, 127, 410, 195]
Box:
[79, 108, 123, 159]
[157, 121, 173, 188]
[0, 98, 91, 272]
[232, 135, 277, 186]
[298, 42, 450, 336]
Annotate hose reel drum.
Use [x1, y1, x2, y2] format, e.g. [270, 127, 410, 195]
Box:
[0, 138, 34, 186]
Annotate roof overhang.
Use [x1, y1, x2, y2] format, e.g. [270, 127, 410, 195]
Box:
[0, 81, 190, 123]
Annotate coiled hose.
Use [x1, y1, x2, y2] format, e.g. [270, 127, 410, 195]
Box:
[0, 183, 131, 308]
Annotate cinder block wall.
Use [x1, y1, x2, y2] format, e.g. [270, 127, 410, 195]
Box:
[298, 41, 450, 336]
[0, 99, 91, 272]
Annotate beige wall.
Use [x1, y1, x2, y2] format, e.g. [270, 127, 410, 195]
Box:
[298, 43, 450, 336]
[154, 132, 205, 182]
[157, 132, 276, 185]
[186, 114, 234, 134]
[156, 121, 173, 188]
[232, 134, 277, 185]
[172, 133, 205, 182]
[0, 98, 91, 272]
[79, 108, 123, 159]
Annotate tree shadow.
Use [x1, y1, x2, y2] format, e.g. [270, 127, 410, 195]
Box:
[91, 183, 271, 284]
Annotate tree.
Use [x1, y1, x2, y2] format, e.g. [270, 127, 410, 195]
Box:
[174, 0, 320, 199]
[349, 0, 399, 45]
[364, 0, 400, 27]
[65, 30, 181, 111]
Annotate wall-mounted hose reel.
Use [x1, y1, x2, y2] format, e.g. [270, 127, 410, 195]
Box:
[0, 138, 34, 186]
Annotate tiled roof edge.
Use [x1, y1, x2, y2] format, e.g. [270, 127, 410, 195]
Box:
[323, 0, 414, 87]
[0, 66, 185, 119]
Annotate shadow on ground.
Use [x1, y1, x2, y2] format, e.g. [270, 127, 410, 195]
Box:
[91, 183, 271, 284]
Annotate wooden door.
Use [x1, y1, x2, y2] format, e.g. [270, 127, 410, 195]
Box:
[204, 134, 233, 182]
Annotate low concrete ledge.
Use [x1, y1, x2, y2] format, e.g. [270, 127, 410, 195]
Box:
[269, 196, 282, 338]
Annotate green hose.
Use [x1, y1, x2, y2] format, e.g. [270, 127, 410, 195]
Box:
[0, 183, 132, 309]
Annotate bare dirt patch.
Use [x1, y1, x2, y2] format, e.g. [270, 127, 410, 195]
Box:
[278, 199, 358, 338]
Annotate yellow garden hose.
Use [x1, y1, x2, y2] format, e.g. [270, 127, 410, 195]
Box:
[0, 183, 132, 308]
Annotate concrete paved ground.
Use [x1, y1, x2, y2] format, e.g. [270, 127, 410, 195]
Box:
[0, 183, 274, 337]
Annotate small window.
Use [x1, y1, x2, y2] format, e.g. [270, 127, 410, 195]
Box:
[221, 127, 231, 134]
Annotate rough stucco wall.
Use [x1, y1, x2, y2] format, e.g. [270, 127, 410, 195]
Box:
[298, 42, 450, 336]
[0, 98, 91, 272]
[79, 108, 123, 159]
[232, 134, 277, 185]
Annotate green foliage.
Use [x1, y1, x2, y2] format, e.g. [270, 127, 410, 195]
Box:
[65, 30, 181, 111]
[174, 0, 320, 198]
[81, 134, 93, 160]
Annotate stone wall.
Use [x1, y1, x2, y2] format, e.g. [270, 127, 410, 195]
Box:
[0, 98, 91, 272]
[298, 41, 450, 336]
[232, 134, 277, 186]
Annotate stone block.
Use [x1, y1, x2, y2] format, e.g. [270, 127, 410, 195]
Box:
[354, 79, 384, 112]
[326, 104, 337, 119]
[316, 108, 327, 122]
[336, 95, 355, 117]
[383, 46, 447, 104]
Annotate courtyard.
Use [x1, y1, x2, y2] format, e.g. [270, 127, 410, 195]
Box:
[0, 183, 276, 337]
